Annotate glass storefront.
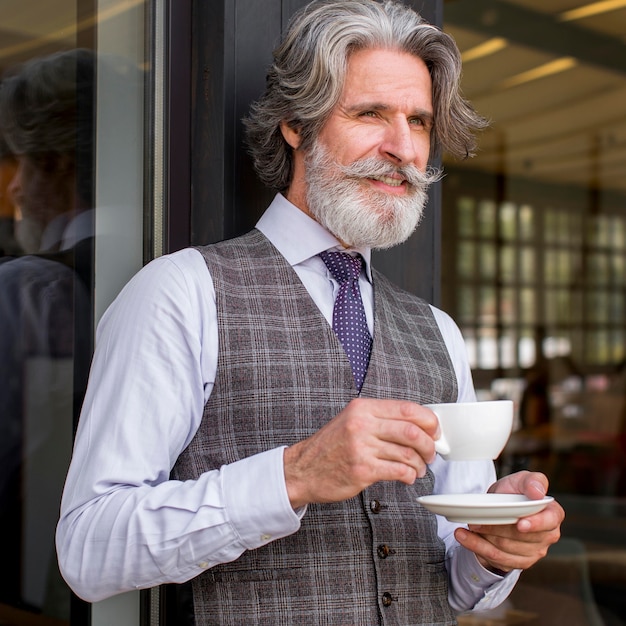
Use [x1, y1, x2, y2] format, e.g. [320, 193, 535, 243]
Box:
[0, 1, 149, 624]
[443, 1, 626, 624]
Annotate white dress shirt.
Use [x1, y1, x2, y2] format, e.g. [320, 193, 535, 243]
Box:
[56, 194, 519, 610]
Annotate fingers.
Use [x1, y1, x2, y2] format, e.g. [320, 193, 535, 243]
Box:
[489, 470, 549, 501]
[353, 398, 439, 434]
[516, 500, 565, 533]
[455, 527, 547, 572]
[455, 500, 564, 572]
[284, 399, 438, 509]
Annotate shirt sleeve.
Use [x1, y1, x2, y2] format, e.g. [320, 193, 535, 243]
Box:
[431, 305, 521, 612]
[56, 249, 301, 602]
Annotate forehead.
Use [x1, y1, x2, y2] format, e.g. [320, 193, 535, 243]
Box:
[339, 47, 432, 112]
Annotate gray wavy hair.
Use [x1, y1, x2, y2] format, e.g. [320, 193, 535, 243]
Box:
[244, 0, 488, 192]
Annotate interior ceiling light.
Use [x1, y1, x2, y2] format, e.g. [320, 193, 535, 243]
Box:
[498, 57, 578, 89]
[461, 37, 508, 63]
[559, 0, 626, 22]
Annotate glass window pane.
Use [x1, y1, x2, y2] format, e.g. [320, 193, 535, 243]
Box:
[480, 242, 496, 279]
[477, 199, 496, 238]
[520, 288, 535, 324]
[0, 2, 148, 623]
[545, 251, 560, 283]
[479, 286, 496, 324]
[499, 333, 517, 368]
[458, 286, 476, 324]
[544, 209, 560, 243]
[612, 216, 625, 250]
[457, 196, 475, 236]
[588, 253, 609, 284]
[518, 330, 536, 369]
[478, 328, 498, 369]
[519, 204, 534, 240]
[0, 8, 95, 620]
[501, 287, 516, 324]
[587, 290, 609, 324]
[457, 241, 475, 278]
[463, 329, 478, 369]
[586, 330, 610, 364]
[609, 292, 624, 324]
[519, 246, 535, 283]
[612, 329, 625, 362]
[611, 254, 625, 283]
[500, 245, 516, 282]
[569, 212, 583, 247]
[500, 201, 517, 240]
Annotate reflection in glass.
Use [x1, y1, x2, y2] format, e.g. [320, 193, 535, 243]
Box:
[0, 3, 147, 623]
[0, 47, 95, 622]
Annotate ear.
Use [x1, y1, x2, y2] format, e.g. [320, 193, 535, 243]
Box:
[279, 120, 302, 150]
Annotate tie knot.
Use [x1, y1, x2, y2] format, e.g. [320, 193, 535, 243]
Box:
[319, 250, 363, 284]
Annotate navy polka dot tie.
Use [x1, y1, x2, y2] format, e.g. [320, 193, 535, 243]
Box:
[319, 250, 372, 391]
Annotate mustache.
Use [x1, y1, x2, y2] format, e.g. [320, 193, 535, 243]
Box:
[337, 157, 443, 189]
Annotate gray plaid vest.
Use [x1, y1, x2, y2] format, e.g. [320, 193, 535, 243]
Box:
[172, 230, 458, 625]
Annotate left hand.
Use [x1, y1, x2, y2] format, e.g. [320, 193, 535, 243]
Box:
[453, 470, 564, 574]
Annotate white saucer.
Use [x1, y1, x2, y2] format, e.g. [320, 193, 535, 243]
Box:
[417, 494, 554, 524]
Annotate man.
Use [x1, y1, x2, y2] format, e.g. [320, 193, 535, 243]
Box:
[57, 1, 564, 624]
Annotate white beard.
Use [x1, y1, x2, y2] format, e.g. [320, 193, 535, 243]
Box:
[304, 141, 441, 249]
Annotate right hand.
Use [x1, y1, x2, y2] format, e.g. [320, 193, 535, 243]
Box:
[283, 398, 440, 509]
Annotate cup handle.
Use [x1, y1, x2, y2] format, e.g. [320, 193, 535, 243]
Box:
[434, 432, 451, 456]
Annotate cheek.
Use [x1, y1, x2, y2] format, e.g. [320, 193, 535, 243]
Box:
[325, 132, 381, 166]
[415, 135, 432, 165]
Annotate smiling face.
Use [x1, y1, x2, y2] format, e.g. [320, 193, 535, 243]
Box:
[281, 47, 436, 248]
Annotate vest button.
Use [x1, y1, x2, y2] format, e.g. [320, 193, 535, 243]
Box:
[381, 592, 393, 607]
[370, 500, 381, 513]
[377, 544, 392, 559]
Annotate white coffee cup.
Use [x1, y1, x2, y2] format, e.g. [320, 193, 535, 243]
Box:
[425, 400, 513, 461]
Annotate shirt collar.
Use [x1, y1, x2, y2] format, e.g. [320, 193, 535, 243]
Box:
[256, 193, 373, 281]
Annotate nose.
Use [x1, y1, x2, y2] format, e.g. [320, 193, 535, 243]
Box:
[379, 118, 426, 168]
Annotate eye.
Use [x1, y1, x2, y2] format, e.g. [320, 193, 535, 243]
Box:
[359, 110, 379, 119]
[410, 116, 433, 131]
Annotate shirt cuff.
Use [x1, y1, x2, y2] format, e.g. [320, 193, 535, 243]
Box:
[221, 446, 302, 550]
[449, 546, 521, 612]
